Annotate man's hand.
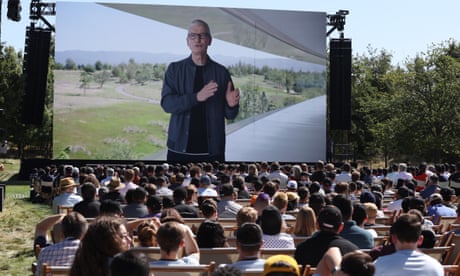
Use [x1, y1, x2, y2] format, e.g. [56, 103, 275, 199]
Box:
[226, 81, 240, 107]
[196, 81, 218, 102]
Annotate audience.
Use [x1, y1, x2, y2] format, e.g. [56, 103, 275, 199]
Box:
[30, 160, 460, 275]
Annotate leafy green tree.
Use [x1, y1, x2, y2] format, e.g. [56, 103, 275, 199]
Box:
[79, 71, 91, 94]
[93, 70, 111, 88]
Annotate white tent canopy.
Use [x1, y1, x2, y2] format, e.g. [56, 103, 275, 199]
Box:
[101, 3, 327, 65]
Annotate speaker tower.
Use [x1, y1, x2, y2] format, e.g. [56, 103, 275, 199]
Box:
[329, 38, 352, 130]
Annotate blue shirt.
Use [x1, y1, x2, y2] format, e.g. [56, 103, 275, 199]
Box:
[375, 249, 444, 276]
[340, 220, 374, 249]
[427, 204, 456, 223]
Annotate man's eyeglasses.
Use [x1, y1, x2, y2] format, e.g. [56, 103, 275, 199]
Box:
[188, 32, 211, 40]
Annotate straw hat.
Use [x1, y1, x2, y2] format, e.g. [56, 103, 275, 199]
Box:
[107, 176, 125, 191]
[60, 177, 78, 190]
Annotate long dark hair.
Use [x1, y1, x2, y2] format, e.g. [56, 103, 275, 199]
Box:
[70, 216, 126, 276]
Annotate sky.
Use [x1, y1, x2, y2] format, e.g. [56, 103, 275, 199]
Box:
[1, 0, 459, 65]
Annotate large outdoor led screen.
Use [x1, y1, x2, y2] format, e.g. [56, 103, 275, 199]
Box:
[54, 1, 327, 162]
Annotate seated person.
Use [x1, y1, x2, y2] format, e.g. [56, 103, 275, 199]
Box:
[35, 212, 88, 276]
[73, 183, 100, 218]
[196, 220, 228, 248]
[333, 251, 375, 276]
[110, 251, 149, 276]
[52, 177, 82, 213]
[259, 205, 295, 248]
[200, 198, 218, 221]
[149, 221, 200, 265]
[220, 223, 265, 272]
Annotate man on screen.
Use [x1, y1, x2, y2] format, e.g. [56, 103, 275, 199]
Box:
[161, 19, 240, 162]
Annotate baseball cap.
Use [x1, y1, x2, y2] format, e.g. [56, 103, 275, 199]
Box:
[360, 191, 376, 203]
[317, 205, 343, 230]
[200, 175, 211, 185]
[263, 255, 300, 276]
[236, 222, 262, 246]
[287, 180, 298, 190]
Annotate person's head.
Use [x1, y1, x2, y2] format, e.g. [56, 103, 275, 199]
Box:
[137, 220, 159, 247]
[173, 187, 187, 204]
[145, 195, 162, 214]
[80, 183, 97, 201]
[236, 222, 263, 253]
[100, 199, 123, 217]
[263, 181, 278, 198]
[200, 198, 218, 219]
[61, 212, 88, 239]
[60, 177, 77, 193]
[220, 183, 237, 199]
[391, 213, 422, 246]
[351, 203, 368, 226]
[335, 181, 349, 194]
[156, 221, 184, 254]
[236, 206, 258, 226]
[124, 169, 135, 182]
[110, 251, 149, 276]
[360, 191, 376, 204]
[309, 192, 326, 216]
[196, 220, 227, 248]
[160, 208, 185, 224]
[71, 216, 131, 276]
[317, 205, 344, 233]
[332, 194, 353, 221]
[260, 205, 282, 235]
[272, 192, 289, 212]
[187, 19, 212, 55]
[253, 193, 270, 215]
[293, 205, 317, 236]
[297, 186, 309, 201]
[333, 251, 375, 276]
[440, 187, 455, 202]
[263, 254, 300, 276]
[363, 202, 378, 221]
[429, 193, 443, 206]
[130, 187, 148, 204]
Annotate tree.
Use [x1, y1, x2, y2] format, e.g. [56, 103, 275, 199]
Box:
[79, 71, 91, 94]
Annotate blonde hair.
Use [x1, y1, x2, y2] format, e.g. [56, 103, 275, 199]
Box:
[363, 202, 378, 219]
[272, 192, 288, 211]
[236, 206, 258, 227]
[293, 205, 317, 236]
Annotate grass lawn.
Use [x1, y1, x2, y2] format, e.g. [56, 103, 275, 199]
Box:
[0, 160, 52, 276]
